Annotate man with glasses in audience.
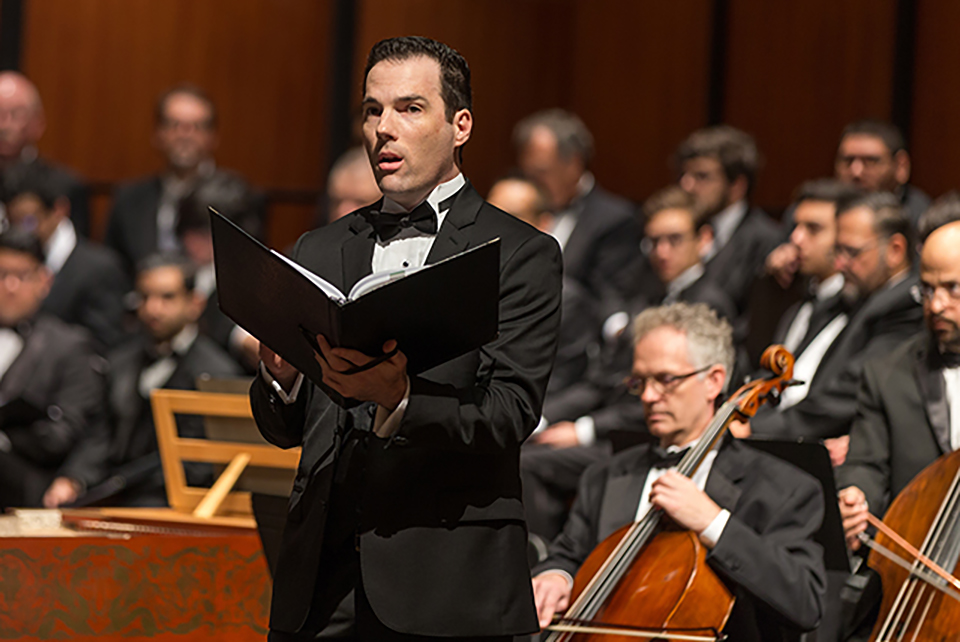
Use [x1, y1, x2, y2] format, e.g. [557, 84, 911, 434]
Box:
[750, 192, 922, 444]
[532, 302, 826, 641]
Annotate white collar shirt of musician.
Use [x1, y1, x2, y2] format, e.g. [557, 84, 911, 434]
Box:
[944, 366, 960, 450]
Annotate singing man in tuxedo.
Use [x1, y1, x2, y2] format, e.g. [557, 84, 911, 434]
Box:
[251, 37, 562, 640]
[532, 303, 826, 641]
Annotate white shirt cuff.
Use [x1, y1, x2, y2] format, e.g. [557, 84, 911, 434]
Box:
[536, 569, 574, 590]
[259, 362, 304, 404]
[373, 376, 410, 437]
[229, 325, 253, 352]
[574, 416, 596, 446]
[699, 508, 730, 549]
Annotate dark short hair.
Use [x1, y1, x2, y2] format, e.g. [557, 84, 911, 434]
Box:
[643, 185, 709, 231]
[155, 83, 218, 129]
[177, 171, 254, 236]
[513, 109, 595, 166]
[136, 252, 197, 292]
[674, 125, 761, 192]
[0, 227, 45, 263]
[793, 178, 863, 208]
[364, 36, 471, 122]
[837, 191, 914, 264]
[1, 162, 68, 209]
[918, 191, 960, 243]
[840, 120, 906, 155]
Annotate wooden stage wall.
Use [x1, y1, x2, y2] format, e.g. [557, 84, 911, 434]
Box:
[17, 0, 960, 249]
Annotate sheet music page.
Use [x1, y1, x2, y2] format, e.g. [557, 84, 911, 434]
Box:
[270, 250, 346, 303]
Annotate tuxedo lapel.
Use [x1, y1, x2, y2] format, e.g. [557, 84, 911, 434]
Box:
[599, 463, 649, 541]
[425, 183, 481, 265]
[914, 339, 952, 454]
[341, 213, 377, 291]
[0, 323, 47, 402]
[705, 440, 745, 512]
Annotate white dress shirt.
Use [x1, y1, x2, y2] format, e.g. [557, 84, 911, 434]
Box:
[945, 363, 960, 450]
[703, 200, 748, 261]
[546, 173, 595, 250]
[44, 219, 78, 275]
[781, 272, 845, 355]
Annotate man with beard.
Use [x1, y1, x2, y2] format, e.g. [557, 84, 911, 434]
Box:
[104, 85, 264, 274]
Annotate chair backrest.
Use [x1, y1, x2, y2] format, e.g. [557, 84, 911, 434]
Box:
[150, 389, 301, 516]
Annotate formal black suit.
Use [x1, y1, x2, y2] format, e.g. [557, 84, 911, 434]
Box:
[0, 315, 106, 508]
[60, 330, 242, 504]
[547, 277, 601, 395]
[835, 332, 949, 517]
[752, 273, 923, 439]
[522, 269, 736, 540]
[42, 236, 131, 352]
[536, 437, 826, 641]
[105, 171, 266, 274]
[704, 205, 781, 335]
[560, 184, 643, 300]
[900, 183, 931, 230]
[250, 182, 562, 636]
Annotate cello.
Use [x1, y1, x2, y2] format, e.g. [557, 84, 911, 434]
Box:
[858, 447, 960, 640]
[544, 345, 798, 641]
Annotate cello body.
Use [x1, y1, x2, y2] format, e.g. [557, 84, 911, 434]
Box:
[869, 448, 960, 641]
[567, 528, 735, 640]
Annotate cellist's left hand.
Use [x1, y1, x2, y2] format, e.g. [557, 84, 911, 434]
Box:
[650, 471, 722, 533]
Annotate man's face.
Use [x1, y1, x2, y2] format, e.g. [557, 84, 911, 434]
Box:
[6, 194, 63, 244]
[0, 249, 50, 327]
[644, 208, 702, 284]
[835, 134, 899, 192]
[517, 126, 583, 211]
[154, 93, 217, 172]
[361, 56, 469, 210]
[678, 156, 730, 217]
[920, 225, 960, 352]
[790, 200, 838, 280]
[487, 179, 549, 231]
[835, 207, 888, 296]
[632, 325, 724, 448]
[0, 74, 43, 161]
[136, 266, 202, 342]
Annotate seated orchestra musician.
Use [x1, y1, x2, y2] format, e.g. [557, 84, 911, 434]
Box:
[836, 214, 960, 633]
[532, 302, 826, 641]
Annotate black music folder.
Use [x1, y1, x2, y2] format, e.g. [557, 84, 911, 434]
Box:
[210, 210, 500, 401]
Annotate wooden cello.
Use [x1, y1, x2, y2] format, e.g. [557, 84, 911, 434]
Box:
[544, 345, 797, 641]
[861, 447, 960, 640]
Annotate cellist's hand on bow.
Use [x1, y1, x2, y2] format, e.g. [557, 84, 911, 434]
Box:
[532, 571, 571, 630]
[839, 485, 870, 551]
[650, 471, 722, 534]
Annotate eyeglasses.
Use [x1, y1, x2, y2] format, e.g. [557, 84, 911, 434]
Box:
[834, 240, 879, 260]
[641, 233, 694, 255]
[917, 281, 960, 304]
[623, 365, 711, 396]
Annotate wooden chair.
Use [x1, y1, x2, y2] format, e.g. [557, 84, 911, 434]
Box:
[149, 389, 301, 521]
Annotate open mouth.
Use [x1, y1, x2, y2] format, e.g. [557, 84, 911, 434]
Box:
[378, 151, 403, 172]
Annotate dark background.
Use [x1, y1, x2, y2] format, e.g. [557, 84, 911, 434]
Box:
[3, 0, 955, 249]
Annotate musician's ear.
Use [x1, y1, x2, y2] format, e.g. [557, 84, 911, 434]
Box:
[704, 364, 726, 405]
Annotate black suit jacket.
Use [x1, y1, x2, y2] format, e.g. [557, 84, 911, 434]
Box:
[60, 331, 242, 495]
[43, 238, 131, 352]
[536, 438, 826, 641]
[752, 274, 923, 439]
[250, 183, 562, 636]
[562, 184, 643, 300]
[0, 315, 106, 504]
[835, 332, 948, 517]
[105, 172, 266, 274]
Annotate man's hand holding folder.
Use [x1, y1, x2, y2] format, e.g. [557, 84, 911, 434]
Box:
[261, 335, 408, 411]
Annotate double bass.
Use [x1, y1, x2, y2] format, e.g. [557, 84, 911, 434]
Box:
[544, 345, 798, 641]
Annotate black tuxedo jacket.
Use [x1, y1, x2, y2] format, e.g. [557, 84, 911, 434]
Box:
[835, 332, 949, 517]
[752, 274, 923, 439]
[562, 184, 643, 300]
[105, 172, 266, 274]
[0, 315, 106, 505]
[771, 287, 849, 358]
[60, 332, 241, 496]
[43, 238, 130, 352]
[250, 183, 562, 636]
[536, 438, 826, 641]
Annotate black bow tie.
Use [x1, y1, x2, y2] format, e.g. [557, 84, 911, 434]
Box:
[650, 445, 690, 469]
[364, 201, 436, 242]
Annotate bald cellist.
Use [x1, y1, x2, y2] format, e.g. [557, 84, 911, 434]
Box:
[532, 303, 826, 641]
